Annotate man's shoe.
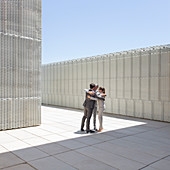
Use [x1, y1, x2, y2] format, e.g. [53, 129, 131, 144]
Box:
[94, 128, 98, 131]
[89, 130, 95, 133]
[86, 130, 90, 133]
[80, 128, 85, 131]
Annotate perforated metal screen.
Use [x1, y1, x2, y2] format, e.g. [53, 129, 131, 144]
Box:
[0, 0, 41, 130]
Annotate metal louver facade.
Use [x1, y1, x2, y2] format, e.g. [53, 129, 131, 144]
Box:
[0, 0, 41, 130]
[42, 45, 170, 122]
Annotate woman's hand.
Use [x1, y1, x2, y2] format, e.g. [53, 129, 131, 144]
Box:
[101, 94, 106, 97]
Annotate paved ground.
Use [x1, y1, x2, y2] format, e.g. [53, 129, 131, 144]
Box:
[0, 105, 170, 170]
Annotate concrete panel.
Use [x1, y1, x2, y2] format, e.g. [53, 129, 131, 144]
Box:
[69, 96, 73, 107]
[98, 57, 104, 79]
[65, 95, 69, 107]
[160, 50, 170, 77]
[77, 60, 82, 78]
[58, 95, 62, 106]
[141, 52, 149, 77]
[132, 53, 140, 78]
[132, 78, 140, 99]
[74, 96, 79, 108]
[124, 78, 131, 99]
[160, 77, 170, 101]
[73, 62, 78, 94]
[143, 101, 152, 119]
[110, 55, 117, 79]
[117, 55, 124, 78]
[164, 102, 170, 122]
[126, 100, 134, 116]
[78, 96, 84, 109]
[112, 99, 119, 114]
[92, 58, 98, 79]
[57, 64, 61, 95]
[104, 79, 110, 97]
[110, 79, 116, 99]
[119, 99, 126, 115]
[98, 79, 104, 88]
[153, 101, 163, 121]
[104, 56, 110, 79]
[68, 63, 73, 95]
[117, 78, 124, 98]
[81, 59, 87, 80]
[124, 54, 132, 78]
[134, 100, 143, 118]
[105, 98, 112, 113]
[150, 77, 159, 101]
[86, 58, 93, 81]
[150, 51, 159, 77]
[141, 78, 149, 100]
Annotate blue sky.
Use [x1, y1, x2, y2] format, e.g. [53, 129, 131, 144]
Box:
[42, 0, 170, 64]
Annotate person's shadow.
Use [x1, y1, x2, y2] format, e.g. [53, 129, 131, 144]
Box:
[74, 130, 97, 134]
[74, 130, 86, 134]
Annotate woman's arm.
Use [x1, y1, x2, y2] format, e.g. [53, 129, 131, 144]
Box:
[95, 92, 105, 100]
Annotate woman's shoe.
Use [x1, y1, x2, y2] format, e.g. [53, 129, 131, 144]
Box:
[97, 128, 103, 132]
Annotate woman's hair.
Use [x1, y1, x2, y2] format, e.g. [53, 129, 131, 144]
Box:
[99, 87, 105, 93]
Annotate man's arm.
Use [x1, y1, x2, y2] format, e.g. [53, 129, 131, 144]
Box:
[84, 89, 95, 96]
[87, 96, 97, 101]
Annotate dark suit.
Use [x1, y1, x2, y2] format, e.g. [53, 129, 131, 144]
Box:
[81, 89, 95, 131]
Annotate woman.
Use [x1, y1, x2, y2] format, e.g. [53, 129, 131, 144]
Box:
[87, 87, 106, 132]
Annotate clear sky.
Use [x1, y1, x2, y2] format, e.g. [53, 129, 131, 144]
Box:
[42, 0, 170, 64]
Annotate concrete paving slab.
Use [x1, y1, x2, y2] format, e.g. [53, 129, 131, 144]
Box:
[76, 146, 145, 170]
[0, 145, 8, 154]
[12, 147, 49, 162]
[41, 134, 66, 142]
[58, 139, 87, 150]
[6, 130, 37, 140]
[55, 150, 117, 170]
[93, 141, 159, 165]
[2, 163, 35, 170]
[108, 138, 169, 158]
[22, 137, 50, 146]
[36, 142, 70, 155]
[0, 105, 170, 170]
[150, 159, 170, 170]
[0, 152, 24, 169]
[2, 140, 32, 151]
[29, 156, 76, 170]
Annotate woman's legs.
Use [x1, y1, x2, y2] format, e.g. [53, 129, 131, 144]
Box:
[98, 107, 104, 130]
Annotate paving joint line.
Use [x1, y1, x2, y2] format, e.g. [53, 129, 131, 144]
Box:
[139, 155, 170, 169]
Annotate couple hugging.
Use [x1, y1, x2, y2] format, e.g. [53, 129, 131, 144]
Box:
[81, 83, 106, 133]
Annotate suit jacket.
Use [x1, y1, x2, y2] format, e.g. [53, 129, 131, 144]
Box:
[83, 89, 95, 109]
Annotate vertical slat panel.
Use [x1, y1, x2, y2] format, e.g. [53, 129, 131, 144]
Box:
[41, 45, 170, 122]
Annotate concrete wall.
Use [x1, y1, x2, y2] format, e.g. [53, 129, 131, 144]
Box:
[0, 0, 42, 130]
[42, 45, 170, 122]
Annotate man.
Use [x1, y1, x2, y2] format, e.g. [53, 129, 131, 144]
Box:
[81, 83, 96, 133]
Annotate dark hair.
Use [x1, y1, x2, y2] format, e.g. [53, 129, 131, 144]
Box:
[90, 83, 95, 89]
[95, 84, 99, 87]
[99, 87, 105, 93]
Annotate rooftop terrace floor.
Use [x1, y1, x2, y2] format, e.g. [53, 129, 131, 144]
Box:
[0, 105, 170, 170]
